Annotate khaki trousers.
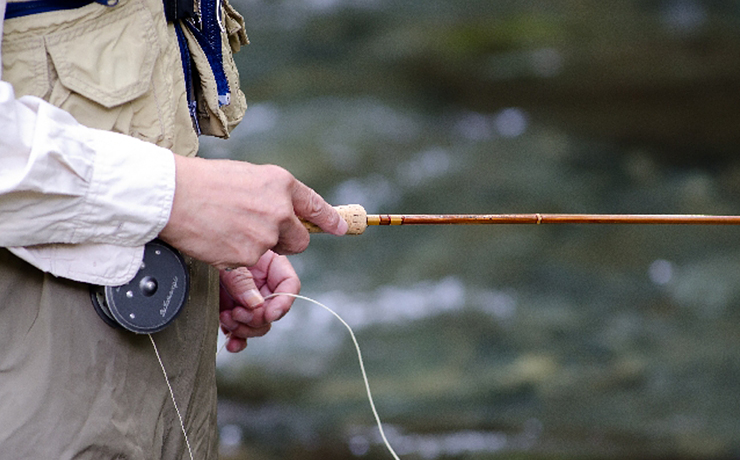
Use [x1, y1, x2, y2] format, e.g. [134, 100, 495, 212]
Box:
[0, 250, 220, 459]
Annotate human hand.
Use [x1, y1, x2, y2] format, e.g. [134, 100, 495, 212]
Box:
[218, 251, 299, 352]
[159, 156, 348, 269]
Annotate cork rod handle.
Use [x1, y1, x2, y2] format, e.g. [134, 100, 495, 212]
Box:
[303, 204, 368, 235]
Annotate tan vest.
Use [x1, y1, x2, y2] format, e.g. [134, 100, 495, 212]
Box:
[0, 0, 247, 457]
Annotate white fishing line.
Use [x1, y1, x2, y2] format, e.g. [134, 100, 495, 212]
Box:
[216, 332, 231, 356]
[149, 333, 195, 460]
[262, 292, 401, 460]
[155, 292, 400, 460]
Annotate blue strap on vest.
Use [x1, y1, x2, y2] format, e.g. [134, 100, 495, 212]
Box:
[174, 21, 201, 135]
[4, 0, 117, 19]
[183, 0, 231, 107]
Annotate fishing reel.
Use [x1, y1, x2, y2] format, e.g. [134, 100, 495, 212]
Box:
[90, 239, 189, 334]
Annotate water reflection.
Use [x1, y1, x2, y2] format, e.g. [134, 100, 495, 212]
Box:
[529, 48, 563, 78]
[238, 103, 280, 136]
[219, 424, 244, 455]
[454, 112, 494, 141]
[648, 259, 674, 286]
[331, 175, 399, 213]
[661, 0, 707, 35]
[350, 425, 509, 459]
[396, 148, 452, 187]
[453, 107, 530, 141]
[493, 107, 528, 138]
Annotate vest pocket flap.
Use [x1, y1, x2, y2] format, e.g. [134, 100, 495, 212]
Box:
[44, 1, 160, 109]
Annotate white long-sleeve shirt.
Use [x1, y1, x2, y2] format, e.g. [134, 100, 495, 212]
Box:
[0, 1, 177, 286]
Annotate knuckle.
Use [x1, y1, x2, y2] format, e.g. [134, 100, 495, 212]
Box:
[275, 205, 295, 224]
[306, 189, 326, 218]
[226, 267, 255, 288]
[265, 164, 294, 187]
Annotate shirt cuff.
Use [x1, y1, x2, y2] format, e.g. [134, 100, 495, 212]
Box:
[9, 244, 145, 286]
[75, 126, 176, 246]
[9, 127, 177, 285]
[10, 127, 177, 286]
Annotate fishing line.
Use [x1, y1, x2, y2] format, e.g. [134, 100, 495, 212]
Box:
[149, 333, 195, 460]
[262, 292, 401, 460]
[217, 332, 231, 356]
[153, 292, 400, 460]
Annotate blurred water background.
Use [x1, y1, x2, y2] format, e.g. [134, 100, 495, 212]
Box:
[200, 1, 740, 458]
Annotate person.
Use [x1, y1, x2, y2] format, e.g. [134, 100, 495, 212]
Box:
[0, 0, 347, 458]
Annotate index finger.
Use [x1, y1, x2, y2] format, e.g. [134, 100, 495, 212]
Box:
[292, 182, 348, 236]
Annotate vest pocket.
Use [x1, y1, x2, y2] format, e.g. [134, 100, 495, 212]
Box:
[45, 2, 159, 109]
[41, 0, 165, 143]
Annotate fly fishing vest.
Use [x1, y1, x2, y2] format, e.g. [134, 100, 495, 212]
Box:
[0, 0, 248, 457]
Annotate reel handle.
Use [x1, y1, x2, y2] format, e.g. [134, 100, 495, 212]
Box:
[302, 204, 367, 235]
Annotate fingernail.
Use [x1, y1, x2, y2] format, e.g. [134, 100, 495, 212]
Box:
[239, 289, 264, 308]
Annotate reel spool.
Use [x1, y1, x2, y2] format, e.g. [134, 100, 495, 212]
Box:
[90, 239, 189, 334]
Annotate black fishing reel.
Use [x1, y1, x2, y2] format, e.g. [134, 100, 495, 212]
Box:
[90, 239, 189, 334]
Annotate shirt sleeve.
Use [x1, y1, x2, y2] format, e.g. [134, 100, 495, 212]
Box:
[0, 2, 177, 286]
[0, 82, 177, 285]
[0, 83, 175, 248]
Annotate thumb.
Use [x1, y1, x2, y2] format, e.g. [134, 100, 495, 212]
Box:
[292, 182, 348, 236]
[220, 267, 265, 309]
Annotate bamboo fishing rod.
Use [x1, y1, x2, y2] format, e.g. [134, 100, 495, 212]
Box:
[303, 205, 740, 235]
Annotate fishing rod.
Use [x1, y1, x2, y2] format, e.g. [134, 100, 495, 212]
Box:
[303, 205, 740, 235]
